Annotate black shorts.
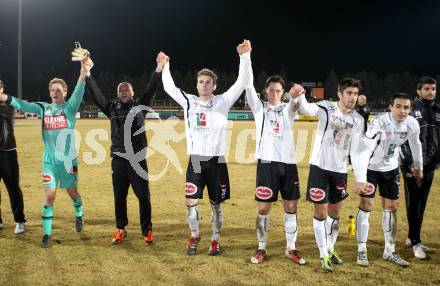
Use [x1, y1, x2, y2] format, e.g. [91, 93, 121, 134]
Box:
[255, 160, 300, 203]
[306, 165, 348, 204]
[184, 155, 230, 204]
[361, 168, 400, 200]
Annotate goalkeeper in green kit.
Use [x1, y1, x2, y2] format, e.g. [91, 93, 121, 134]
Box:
[0, 45, 93, 247]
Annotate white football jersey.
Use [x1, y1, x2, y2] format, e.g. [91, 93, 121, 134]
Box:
[356, 112, 422, 181]
[246, 86, 298, 164]
[297, 95, 365, 179]
[162, 53, 252, 156]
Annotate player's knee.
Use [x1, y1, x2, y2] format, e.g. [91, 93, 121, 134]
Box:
[384, 201, 398, 212]
[257, 202, 271, 215]
[313, 204, 328, 219]
[282, 200, 297, 213]
[44, 190, 56, 204]
[185, 199, 198, 207]
[359, 198, 372, 211]
[258, 208, 270, 215]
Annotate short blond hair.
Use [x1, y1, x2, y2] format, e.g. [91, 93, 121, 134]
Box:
[48, 78, 68, 93]
[0, 79, 4, 89]
[197, 68, 218, 85]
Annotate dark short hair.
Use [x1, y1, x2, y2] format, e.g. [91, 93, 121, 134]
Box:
[338, 77, 361, 93]
[391, 92, 413, 106]
[417, 76, 437, 90]
[264, 75, 286, 90]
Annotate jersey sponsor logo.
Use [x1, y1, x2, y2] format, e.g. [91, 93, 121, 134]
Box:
[185, 182, 198, 196]
[42, 174, 53, 185]
[196, 113, 207, 127]
[309, 188, 325, 202]
[365, 182, 376, 196]
[44, 114, 67, 130]
[256, 186, 273, 200]
[436, 113, 440, 122]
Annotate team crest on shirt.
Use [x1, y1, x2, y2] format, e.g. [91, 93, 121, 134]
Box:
[196, 113, 207, 126]
[309, 188, 325, 202]
[45, 106, 52, 116]
[270, 120, 281, 134]
[256, 186, 273, 200]
[195, 113, 210, 132]
[399, 132, 407, 139]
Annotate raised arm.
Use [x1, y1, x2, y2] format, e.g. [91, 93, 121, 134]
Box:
[161, 52, 189, 108]
[220, 39, 253, 109]
[0, 85, 44, 115]
[85, 76, 111, 117]
[66, 57, 93, 114]
[245, 85, 263, 114]
[138, 52, 166, 106]
[289, 88, 320, 116]
[287, 84, 305, 117]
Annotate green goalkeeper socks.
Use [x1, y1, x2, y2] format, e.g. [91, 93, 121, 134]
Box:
[72, 198, 83, 218]
[42, 205, 54, 236]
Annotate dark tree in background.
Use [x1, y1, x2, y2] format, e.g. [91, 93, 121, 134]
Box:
[324, 69, 338, 100]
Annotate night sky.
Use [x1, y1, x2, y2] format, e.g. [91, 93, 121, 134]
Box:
[1, 0, 440, 95]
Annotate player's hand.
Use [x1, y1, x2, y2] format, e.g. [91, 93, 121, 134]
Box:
[156, 51, 169, 72]
[411, 166, 423, 181]
[353, 182, 367, 194]
[81, 57, 94, 77]
[236, 39, 252, 55]
[288, 84, 305, 98]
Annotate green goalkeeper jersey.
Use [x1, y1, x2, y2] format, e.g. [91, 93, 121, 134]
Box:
[7, 82, 85, 167]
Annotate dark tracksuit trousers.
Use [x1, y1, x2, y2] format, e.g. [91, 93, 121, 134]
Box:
[112, 157, 152, 236]
[0, 150, 25, 223]
[402, 168, 435, 246]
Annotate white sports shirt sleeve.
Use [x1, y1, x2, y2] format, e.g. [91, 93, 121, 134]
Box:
[407, 115, 423, 171]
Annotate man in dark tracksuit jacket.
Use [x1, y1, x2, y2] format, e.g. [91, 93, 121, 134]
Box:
[85, 55, 164, 244]
[0, 80, 26, 234]
[400, 76, 440, 259]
